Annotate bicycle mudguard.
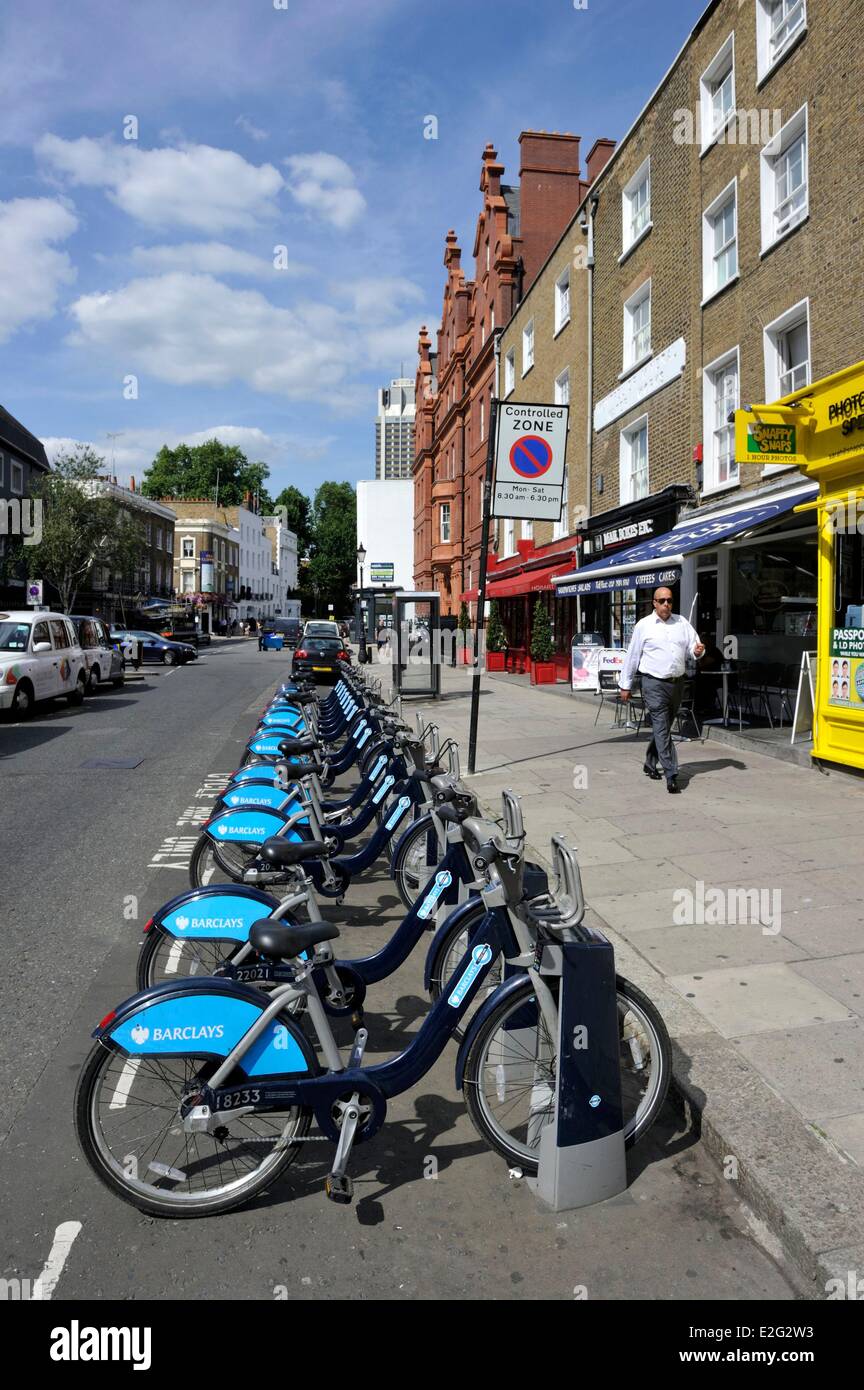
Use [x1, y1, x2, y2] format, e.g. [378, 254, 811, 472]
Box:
[204, 807, 304, 845]
[96, 978, 317, 1078]
[259, 711, 304, 729]
[453, 973, 533, 1091]
[148, 884, 283, 942]
[219, 782, 308, 818]
[422, 896, 487, 991]
[227, 766, 287, 786]
[245, 732, 310, 757]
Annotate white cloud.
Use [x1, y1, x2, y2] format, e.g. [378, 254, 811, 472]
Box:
[235, 114, 269, 142]
[66, 270, 423, 402]
[42, 425, 337, 486]
[337, 276, 426, 318]
[284, 152, 366, 229]
[0, 197, 78, 343]
[129, 241, 300, 278]
[36, 134, 283, 232]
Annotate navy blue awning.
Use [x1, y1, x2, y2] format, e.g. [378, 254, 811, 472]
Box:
[553, 484, 817, 597]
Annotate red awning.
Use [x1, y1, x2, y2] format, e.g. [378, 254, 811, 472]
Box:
[488, 561, 571, 599]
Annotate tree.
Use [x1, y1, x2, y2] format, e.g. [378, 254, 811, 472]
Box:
[530, 598, 554, 662]
[141, 439, 273, 511]
[486, 600, 507, 652]
[307, 482, 356, 616]
[19, 445, 148, 613]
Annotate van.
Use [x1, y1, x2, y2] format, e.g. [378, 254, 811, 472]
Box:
[69, 615, 125, 691]
[0, 610, 88, 718]
[266, 617, 302, 647]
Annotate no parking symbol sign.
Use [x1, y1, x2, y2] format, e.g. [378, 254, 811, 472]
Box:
[493, 402, 569, 520]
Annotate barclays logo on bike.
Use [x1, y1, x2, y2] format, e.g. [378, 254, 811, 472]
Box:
[418, 870, 453, 920]
[447, 944, 493, 1008]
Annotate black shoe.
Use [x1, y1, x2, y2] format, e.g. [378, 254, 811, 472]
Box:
[667, 777, 681, 794]
[643, 763, 662, 780]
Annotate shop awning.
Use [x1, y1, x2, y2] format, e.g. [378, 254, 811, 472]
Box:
[553, 483, 817, 597]
[488, 560, 573, 599]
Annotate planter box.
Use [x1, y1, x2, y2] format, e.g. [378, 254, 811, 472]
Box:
[486, 651, 506, 671]
[530, 660, 557, 685]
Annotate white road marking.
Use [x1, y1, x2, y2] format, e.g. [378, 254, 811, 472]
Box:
[109, 1057, 142, 1109]
[164, 941, 184, 974]
[31, 1221, 82, 1301]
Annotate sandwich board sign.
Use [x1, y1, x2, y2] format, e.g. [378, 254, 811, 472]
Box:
[493, 402, 569, 521]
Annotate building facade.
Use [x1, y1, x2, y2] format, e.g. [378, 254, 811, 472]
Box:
[166, 501, 242, 632]
[414, 133, 598, 615]
[0, 404, 51, 609]
[263, 514, 299, 616]
[375, 378, 415, 480]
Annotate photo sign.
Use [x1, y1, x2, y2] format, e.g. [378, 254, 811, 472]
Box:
[493, 401, 569, 521]
[828, 628, 864, 709]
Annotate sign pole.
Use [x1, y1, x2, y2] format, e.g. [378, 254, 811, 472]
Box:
[467, 398, 499, 776]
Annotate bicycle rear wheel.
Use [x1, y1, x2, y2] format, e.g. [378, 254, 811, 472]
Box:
[463, 975, 671, 1172]
[75, 1033, 311, 1218]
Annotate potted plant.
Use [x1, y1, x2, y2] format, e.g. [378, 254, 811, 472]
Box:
[457, 600, 472, 664]
[529, 598, 557, 685]
[485, 600, 507, 672]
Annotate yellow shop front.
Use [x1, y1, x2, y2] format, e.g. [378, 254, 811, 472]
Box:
[735, 361, 864, 772]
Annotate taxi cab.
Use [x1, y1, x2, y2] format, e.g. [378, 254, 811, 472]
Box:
[0, 610, 88, 718]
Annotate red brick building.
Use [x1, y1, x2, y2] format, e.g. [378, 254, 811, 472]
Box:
[414, 133, 597, 614]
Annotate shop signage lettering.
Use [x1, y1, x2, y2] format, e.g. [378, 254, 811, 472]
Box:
[600, 519, 653, 550]
[746, 423, 796, 456]
[828, 391, 864, 427]
[829, 629, 864, 710]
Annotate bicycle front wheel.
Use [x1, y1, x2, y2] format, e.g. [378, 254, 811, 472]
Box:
[463, 975, 671, 1172]
[391, 815, 439, 911]
[75, 1033, 311, 1218]
[189, 832, 258, 889]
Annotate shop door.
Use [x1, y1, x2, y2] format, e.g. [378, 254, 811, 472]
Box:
[695, 571, 717, 647]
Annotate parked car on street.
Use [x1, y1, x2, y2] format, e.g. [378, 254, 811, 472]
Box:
[302, 620, 341, 641]
[112, 628, 197, 665]
[69, 616, 125, 691]
[0, 610, 88, 718]
[291, 634, 351, 684]
[108, 629, 143, 669]
[263, 617, 302, 647]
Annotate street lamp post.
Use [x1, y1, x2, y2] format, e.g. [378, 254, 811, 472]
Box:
[356, 542, 369, 663]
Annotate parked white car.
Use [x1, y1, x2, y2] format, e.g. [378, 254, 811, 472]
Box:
[0, 610, 88, 718]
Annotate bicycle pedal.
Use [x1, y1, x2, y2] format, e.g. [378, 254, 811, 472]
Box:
[324, 1173, 354, 1205]
[350, 1010, 365, 1031]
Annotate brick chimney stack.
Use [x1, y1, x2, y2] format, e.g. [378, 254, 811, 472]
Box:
[585, 137, 616, 185]
[443, 229, 461, 271]
[130, 476, 136, 492]
[517, 130, 584, 290]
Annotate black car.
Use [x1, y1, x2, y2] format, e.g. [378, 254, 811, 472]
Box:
[113, 628, 198, 665]
[291, 635, 351, 683]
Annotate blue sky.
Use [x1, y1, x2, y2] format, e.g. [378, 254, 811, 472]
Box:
[0, 0, 707, 499]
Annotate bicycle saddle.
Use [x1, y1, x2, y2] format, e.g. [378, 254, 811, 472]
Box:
[260, 837, 329, 866]
[278, 735, 319, 755]
[249, 919, 339, 961]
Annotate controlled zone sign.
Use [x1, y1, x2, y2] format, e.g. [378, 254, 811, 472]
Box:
[493, 402, 568, 521]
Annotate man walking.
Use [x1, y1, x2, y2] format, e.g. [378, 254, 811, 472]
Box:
[619, 586, 704, 793]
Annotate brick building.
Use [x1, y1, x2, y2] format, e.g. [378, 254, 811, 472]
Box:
[164, 501, 242, 634]
[414, 133, 598, 614]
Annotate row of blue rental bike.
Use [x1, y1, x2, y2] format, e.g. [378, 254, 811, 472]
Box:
[75, 662, 672, 1217]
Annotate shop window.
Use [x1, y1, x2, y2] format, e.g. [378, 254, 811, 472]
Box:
[623, 282, 651, 372]
[522, 319, 534, 375]
[730, 535, 817, 646]
[619, 416, 649, 503]
[554, 268, 570, 335]
[760, 105, 807, 252]
[621, 158, 651, 256]
[829, 531, 864, 708]
[764, 300, 810, 401]
[700, 35, 735, 151]
[504, 349, 515, 396]
[756, 0, 806, 84]
[703, 349, 739, 491]
[702, 180, 738, 301]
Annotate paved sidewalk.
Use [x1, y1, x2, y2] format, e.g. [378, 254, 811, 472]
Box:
[406, 660, 864, 1294]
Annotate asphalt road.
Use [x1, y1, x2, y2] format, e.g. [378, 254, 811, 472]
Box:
[0, 642, 802, 1300]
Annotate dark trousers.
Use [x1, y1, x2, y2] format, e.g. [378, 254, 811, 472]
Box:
[641, 673, 684, 781]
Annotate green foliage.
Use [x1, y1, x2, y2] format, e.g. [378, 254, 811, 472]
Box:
[141, 439, 273, 511]
[486, 600, 507, 652]
[530, 597, 554, 662]
[457, 601, 470, 633]
[307, 481, 356, 616]
[21, 445, 148, 613]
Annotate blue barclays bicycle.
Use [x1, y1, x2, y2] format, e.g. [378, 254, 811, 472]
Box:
[76, 825, 671, 1217]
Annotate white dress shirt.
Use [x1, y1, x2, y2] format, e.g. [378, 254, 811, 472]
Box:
[620, 612, 701, 690]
